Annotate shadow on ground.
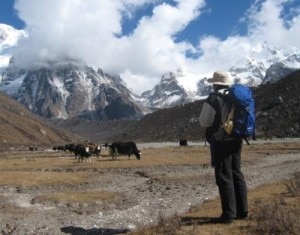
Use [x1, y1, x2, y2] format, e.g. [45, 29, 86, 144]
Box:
[60, 226, 129, 235]
[181, 216, 217, 226]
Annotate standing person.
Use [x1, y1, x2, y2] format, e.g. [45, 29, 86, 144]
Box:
[199, 71, 248, 224]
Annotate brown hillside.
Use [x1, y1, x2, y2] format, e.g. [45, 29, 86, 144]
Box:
[50, 100, 204, 143]
[0, 92, 81, 149]
[254, 70, 300, 138]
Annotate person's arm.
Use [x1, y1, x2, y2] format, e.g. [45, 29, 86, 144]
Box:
[199, 102, 216, 127]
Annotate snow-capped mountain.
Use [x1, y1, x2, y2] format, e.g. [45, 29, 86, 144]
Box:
[141, 69, 215, 109]
[0, 24, 149, 121]
[0, 60, 149, 120]
[1, 23, 300, 118]
[229, 44, 300, 86]
[142, 45, 300, 108]
[141, 71, 193, 109]
[261, 51, 300, 84]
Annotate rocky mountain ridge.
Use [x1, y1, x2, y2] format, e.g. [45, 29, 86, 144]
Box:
[1, 61, 149, 120]
[141, 71, 191, 109]
[53, 69, 300, 143]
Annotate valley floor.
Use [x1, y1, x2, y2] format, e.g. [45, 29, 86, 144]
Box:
[0, 140, 300, 234]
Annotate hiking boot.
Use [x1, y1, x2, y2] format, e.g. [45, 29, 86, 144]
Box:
[236, 212, 248, 220]
[210, 216, 234, 224]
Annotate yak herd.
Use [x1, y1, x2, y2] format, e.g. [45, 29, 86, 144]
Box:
[52, 141, 141, 162]
[31, 139, 188, 163]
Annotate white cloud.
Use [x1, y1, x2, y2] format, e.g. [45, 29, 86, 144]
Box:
[9, 0, 300, 94]
[246, 0, 300, 49]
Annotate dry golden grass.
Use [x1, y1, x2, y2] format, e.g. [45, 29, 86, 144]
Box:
[0, 171, 94, 187]
[0, 141, 299, 188]
[0, 143, 268, 170]
[243, 141, 300, 154]
[0, 146, 210, 170]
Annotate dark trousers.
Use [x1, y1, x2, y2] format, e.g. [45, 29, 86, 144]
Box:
[212, 139, 248, 219]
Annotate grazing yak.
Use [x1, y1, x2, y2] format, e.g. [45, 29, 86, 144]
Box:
[73, 142, 102, 162]
[64, 143, 75, 153]
[86, 143, 102, 158]
[52, 145, 65, 151]
[179, 139, 188, 147]
[74, 144, 92, 162]
[29, 146, 38, 151]
[109, 141, 141, 160]
[53, 144, 75, 153]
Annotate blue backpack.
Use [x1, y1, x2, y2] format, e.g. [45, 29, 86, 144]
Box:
[224, 84, 256, 142]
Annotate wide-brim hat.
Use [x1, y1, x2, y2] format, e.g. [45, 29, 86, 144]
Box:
[207, 71, 232, 86]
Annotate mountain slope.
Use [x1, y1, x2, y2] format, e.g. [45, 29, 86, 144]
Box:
[53, 70, 300, 143]
[254, 69, 300, 138]
[0, 91, 80, 148]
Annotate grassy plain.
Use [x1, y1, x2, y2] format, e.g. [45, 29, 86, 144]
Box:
[0, 140, 299, 234]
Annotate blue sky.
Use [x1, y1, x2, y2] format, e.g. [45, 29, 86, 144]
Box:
[1, 0, 252, 44]
[0, 0, 300, 94]
[0, 1, 25, 29]
[177, 0, 251, 42]
[120, 0, 252, 44]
